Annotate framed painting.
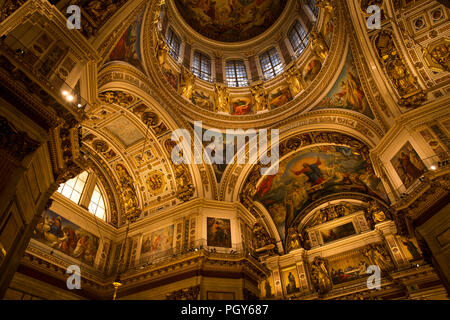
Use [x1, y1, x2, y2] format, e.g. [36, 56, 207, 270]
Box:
[320, 222, 356, 244]
[390, 142, 426, 189]
[207, 217, 232, 248]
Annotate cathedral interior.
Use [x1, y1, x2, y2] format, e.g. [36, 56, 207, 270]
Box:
[0, 0, 449, 301]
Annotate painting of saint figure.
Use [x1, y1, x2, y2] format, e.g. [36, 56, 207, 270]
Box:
[302, 58, 322, 83]
[33, 210, 99, 266]
[269, 86, 292, 109]
[174, 0, 287, 42]
[312, 49, 374, 119]
[390, 142, 426, 189]
[191, 89, 215, 110]
[141, 225, 174, 257]
[255, 145, 388, 241]
[109, 11, 144, 72]
[207, 217, 232, 248]
[282, 266, 300, 295]
[232, 97, 252, 115]
[320, 222, 356, 244]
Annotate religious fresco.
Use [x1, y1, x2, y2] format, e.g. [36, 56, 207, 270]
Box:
[207, 217, 232, 248]
[104, 117, 144, 147]
[328, 251, 371, 285]
[320, 222, 356, 244]
[397, 236, 422, 261]
[312, 49, 374, 119]
[281, 266, 300, 295]
[191, 88, 215, 111]
[33, 210, 99, 266]
[231, 96, 252, 115]
[255, 145, 388, 240]
[390, 142, 426, 189]
[269, 85, 292, 109]
[174, 0, 287, 42]
[108, 10, 144, 72]
[141, 225, 174, 257]
[302, 58, 322, 84]
[162, 64, 179, 90]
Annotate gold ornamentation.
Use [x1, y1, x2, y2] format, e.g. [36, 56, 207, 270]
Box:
[156, 37, 169, 66]
[146, 170, 166, 195]
[361, 243, 394, 273]
[367, 200, 389, 224]
[250, 83, 269, 112]
[286, 227, 302, 252]
[179, 67, 195, 100]
[142, 111, 159, 127]
[310, 32, 329, 62]
[115, 163, 140, 222]
[310, 256, 333, 295]
[99, 91, 135, 107]
[284, 65, 305, 97]
[375, 30, 426, 108]
[251, 223, 276, 255]
[214, 83, 230, 113]
[423, 38, 450, 72]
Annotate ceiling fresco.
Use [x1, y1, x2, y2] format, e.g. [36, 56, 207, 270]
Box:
[254, 145, 388, 241]
[174, 0, 287, 42]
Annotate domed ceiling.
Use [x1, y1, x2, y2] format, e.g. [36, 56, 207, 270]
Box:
[174, 0, 287, 42]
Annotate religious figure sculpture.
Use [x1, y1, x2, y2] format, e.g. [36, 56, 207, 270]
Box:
[156, 38, 169, 66]
[367, 200, 388, 224]
[310, 32, 329, 62]
[214, 84, 230, 113]
[250, 84, 269, 112]
[310, 257, 333, 295]
[180, 67, 195, 100]
[286, 227, 302, 252]
[424, 41, 449, 72]
[284, 65, 305, 96]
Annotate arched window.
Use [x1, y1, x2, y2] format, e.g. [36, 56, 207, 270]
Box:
[259, 47, 283, 80]
[56, 171, 107, 221]
[192, 50, 212, 82]
[166, 27, 181, 60]
[57, 171, 88, 204]
[288, 20, 309, 56]
[307, 0, 319, 16]
[88, 184, 106, 220]
[225, 60, 249, 87]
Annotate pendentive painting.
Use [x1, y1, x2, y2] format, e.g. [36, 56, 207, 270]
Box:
[320, 222, 356, 244]
[108, 10, 144, 72]
[141, 225, 174, 257]
[33, 210, 99, 266]
[207, 217, 232, 248]
[390, 142, 426, 189]
[255, 145, 388, 241]
[312, 49, 374, 119]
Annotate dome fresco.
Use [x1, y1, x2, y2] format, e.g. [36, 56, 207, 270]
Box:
[174, 0, 287, 42]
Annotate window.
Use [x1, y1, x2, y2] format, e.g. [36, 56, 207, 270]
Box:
[225, 60, 249, 87]
[88, 185, 106, 220]
[307, 0, 319, 16]
[56, 171, 107, 221]
[259, 47, 283, 80]
[57, 171, 88, 204]
[192, 51, 212, 82]
[166, 28, 181, 60]
[288, 20, 309, 56]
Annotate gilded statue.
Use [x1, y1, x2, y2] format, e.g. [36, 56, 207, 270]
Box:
[286, 227, 302, 252]
[250, 84, 269, 112]
[310, 257, 333, 295]
[310, 32, 329, 62]
[361, 244, 394, 273]
[214, 84, 230, 113]
[424, 40, 450, 72]
[367, 200, 387, 224]
[180, 67, 195, 100]
[156, 38, 169, 66]
[284, 65, 305, 96]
